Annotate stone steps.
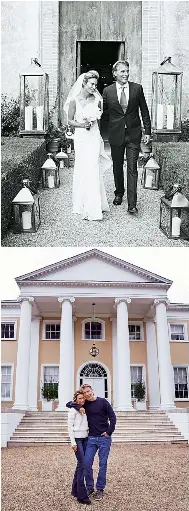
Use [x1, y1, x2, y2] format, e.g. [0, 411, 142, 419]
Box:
[7, 410, 187, 447]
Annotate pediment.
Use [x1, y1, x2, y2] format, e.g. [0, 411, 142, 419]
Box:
[16, 249, 172, 286]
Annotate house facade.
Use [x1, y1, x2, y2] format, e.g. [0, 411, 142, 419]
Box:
[1, 249, 189, 412]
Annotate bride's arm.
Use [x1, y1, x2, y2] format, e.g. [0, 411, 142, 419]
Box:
[68, 99, 90, 129]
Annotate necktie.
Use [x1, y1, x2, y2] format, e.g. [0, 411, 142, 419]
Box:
[120, 87, 127, 114]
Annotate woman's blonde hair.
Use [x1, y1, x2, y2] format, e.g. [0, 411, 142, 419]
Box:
[82, 70, 99, 87]
[73, 389, 85, 402]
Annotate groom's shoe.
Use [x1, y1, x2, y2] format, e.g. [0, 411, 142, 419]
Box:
[113, 196, 122, 206]
[128, 206, 138, 214]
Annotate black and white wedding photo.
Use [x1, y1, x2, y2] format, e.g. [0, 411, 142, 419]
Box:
[1, 0, 189, 246]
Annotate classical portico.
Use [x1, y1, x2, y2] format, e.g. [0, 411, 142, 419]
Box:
[2, 249, 187, 413]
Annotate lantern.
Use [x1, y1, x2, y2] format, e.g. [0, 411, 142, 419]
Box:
[12, 180, 41, 233]
[142, 154, 160, 190]
[19, 58, 49, 135]
[160, 185, 189, 239]
[89, 343, 99, 358]
[56, 148, 68, 169]
[41, 154, 60, 189]
[151, 57, 183, 141]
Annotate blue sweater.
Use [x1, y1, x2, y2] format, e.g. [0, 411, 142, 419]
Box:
[66, 397, 116, 437]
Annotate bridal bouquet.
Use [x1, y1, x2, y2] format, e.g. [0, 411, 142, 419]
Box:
[83, 102, 102, 128]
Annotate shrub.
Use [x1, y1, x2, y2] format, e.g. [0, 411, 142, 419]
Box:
[152, 141, 189, 199]
[41, 381, 58, 401]
[1, 94, 20, 137]
[134, 381, 146, 401]
[180, 118, 189, 142]
[1, 137, 46, 239]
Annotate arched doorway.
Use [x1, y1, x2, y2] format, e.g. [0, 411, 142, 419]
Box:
[79, 362, 109, 399]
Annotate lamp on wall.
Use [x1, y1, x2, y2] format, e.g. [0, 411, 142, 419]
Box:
[89, 303, 99, 357]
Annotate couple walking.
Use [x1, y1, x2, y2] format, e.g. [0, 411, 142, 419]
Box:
[64, 60, 151, 221]
[67, 384, 116, 505]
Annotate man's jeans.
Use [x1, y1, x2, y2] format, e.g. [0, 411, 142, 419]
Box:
[84, 435, 112, 491]
[72, 438, 88, 500]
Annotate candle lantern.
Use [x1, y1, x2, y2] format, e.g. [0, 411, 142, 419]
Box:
[56, 148, 68, 169]
[19, 58, 49, 136]
[151, 57, 183, 141]
[142, 154, 160, 190]
[160, 185, 189, 239]
[12, 180, 41, 233]
[41, 154, 60, 189]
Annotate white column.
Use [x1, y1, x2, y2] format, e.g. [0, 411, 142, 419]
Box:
[115, 298, 133, 411]
[145, 320, 160, 409]
[28, 316, 41, 411]
[154, 299, 175, 409]
[56, 297, 75, 411]
[13, 297, 34, 410]
[111, 317, 117, 408]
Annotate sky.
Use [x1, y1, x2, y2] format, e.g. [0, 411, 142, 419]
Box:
[1, 246, 189, 304]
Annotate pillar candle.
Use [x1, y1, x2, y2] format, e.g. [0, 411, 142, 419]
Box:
[67, 144, 71, 154]
[172, 216, 181, 237]
[157, 104, 163, 129]
[145, 174, 153, 188]
[25, 106, 33, 131]
[48, 175, 55, 188]
[167, 105, 174, 130]
[59, 161, 64, 169]
[36, 105, 44, 131]
[22, 210, 32, 230]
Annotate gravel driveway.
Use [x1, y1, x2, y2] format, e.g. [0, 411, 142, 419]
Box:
[2, 159, 189, 247]
[1, 444, 189, 511]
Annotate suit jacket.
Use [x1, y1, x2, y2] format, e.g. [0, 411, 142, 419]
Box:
[102, 82, 151, 146]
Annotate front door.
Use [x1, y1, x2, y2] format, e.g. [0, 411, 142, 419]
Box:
[76, 41, 125, 139]
[83, 377, 105, 398]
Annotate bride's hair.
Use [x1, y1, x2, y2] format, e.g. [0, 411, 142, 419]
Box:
[82, 70, 99, 87]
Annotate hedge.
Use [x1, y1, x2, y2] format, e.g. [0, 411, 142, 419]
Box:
[152, 141, 189, 199]
[1, 137, 46, 239]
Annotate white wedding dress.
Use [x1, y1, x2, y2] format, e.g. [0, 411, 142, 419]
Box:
[72, 96, 111, 220]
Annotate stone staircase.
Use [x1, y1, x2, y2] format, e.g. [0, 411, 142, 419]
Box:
[7, 410, 187, 447]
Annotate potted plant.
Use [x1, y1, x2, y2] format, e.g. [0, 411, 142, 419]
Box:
[41, 380, 58, 411]
[45, 122, 67, 154]
[133, 380, 146, 410]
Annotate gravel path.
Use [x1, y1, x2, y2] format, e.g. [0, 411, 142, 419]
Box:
[1, 444, 189, 511]
[2, 156, 189, 247]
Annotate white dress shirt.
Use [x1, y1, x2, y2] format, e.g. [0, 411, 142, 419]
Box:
[116, 81, 129, 105]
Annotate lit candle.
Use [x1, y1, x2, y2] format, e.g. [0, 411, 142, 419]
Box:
[167, 104, 174, 130]
[22, 210, 32, 230]
[36, 105, 43, 131]
[67, 144, 71, 154]
[145, 175, 153, 188]
[48, 175, 55, 188]
[59, 160, 64, 169]
[172, 216, 181, 237]
[25, 106, 33, 131]
[157, 104, 163, 129]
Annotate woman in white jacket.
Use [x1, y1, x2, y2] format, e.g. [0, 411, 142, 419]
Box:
[68, 390, 90, 505]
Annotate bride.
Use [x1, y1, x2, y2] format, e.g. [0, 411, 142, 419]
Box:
[64, 70, 111, 221]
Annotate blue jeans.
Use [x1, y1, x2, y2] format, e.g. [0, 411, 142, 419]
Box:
[72, 438, 88, 500]
[84, 435, 112, 491]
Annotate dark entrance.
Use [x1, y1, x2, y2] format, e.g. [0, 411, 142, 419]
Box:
[77, 41, 125, 138]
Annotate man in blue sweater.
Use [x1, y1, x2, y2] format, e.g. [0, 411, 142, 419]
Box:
[66, 384, 116, 501]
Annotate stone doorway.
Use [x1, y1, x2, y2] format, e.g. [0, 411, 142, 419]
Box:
[79, 362, 109, 399]
[76, 41, 125, 138]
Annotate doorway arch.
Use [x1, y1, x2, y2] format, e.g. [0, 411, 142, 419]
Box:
[77, 361, 111, 401]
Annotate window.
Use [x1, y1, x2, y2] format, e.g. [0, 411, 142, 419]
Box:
[170, 324, 185, 341]
[44, 366, 59, 383]
[130, 366, 143, 398]
[1, 365, 13, 400]
[44, 323, 60, 340]
[82, 319, 105, 340]
[129, 324, 141, 340]
[1, 322, 16, 340]
[174, 367, 188, 399]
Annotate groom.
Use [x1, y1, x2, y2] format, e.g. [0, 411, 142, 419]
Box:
[102, 60, 151, 213]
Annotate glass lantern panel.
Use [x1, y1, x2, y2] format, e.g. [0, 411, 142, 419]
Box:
[145, 169, 157, 188]
[156, 74, 182, 131]
[33, 197, 41, 230]
[20, 74, 48, 133]
[43, 168, 56, 188]
[13, 204, 33, 232]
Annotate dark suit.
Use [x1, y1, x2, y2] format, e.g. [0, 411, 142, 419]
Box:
[102, 81, 151, 208]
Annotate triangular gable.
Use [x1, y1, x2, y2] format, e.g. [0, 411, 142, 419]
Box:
[15, 249, 172, 286]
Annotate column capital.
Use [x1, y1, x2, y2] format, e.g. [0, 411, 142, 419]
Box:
[154, 298, 170, 307]
[110, 316, 116, 322]
[73, 316, 77, 322]
[19, 296, 34, 304]
[58, 296, 75, 305]
[115, 297, 131, 306]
